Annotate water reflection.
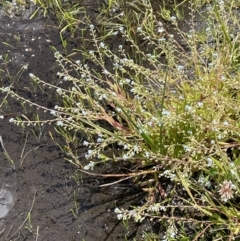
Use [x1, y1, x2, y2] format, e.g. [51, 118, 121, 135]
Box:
[0, 187, 14, 219]
[0, 167, 16, 228]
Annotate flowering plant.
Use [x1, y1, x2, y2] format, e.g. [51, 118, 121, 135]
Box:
[1, 0, 240, 239]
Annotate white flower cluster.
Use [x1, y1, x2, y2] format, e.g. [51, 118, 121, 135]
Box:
[96, 133, 104, 143]
[159, 169, 177, 181]
[198, 175, 211, 188]
[122, 144, 142, 160]
[163, 222, 178, 240]
[85, 149, 93, 159]
[114, 207, 144, 223]
[83, 161, 95, 170]
[218, 180, 236, 202]
[147, 203, 166, 213]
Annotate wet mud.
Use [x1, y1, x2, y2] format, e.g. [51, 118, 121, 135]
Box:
[0, 2, 151, 241]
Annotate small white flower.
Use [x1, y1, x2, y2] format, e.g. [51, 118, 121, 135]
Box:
[83, 161, 95, 170]
[133, 145, 140, 153]
[185, 105, 192, 112]
[29, 73, 35, 78]
[50, 110, 56, 116]
[63, 76, 68, 81]
[206, 27, 211, 32]
[54, 105, 59, 110]
[158, 27, 165, 33]
[97, 137, 103, 143]
[205, 181, 211, 188]
[75, 60, 81, 64]
[158, 37, 166, 42]
[183, 145, 191, 152]
[123, 145, 129, 150]
[102, 94, 107, 99]
[187, 130, 192, 135]
[117, 214, 123, 220]
[223, 121, 229, 126]
[123, 154, 128, 160]
[148, 204, 159, 212]
[212, 119, 217, 125]
[85, 150, 93, 159]
[72, 108, 78, 113]
[162, 109, 170, 116]
[218, 180, 236, 202]
[23, 64, 28, 69]
[112, 31, 118, 36]
[208, 62, 213, 67]
[220, 75, 226, 81]
[159, 206, 166, 211]
[89, 24, 94, 29]
[148, 121, 152, 126]
[99, 42, 105, 48]
[218, 0, 224, 5]
[56, 88, 62, 94]
[87, 150, 93, 155]
[207, 157, 213, 167]
[198, 176, 205, 185]
[102, 69, 110, 75]
[210, 140, 215, 145]
[137, 26, 142, 32]
[83, 141, 89, 146]
[0, 115, 4, 119]
[114, 208, 122, 214]
[9, 118, 15, 123]
[197, 102, 203, 108]
[54, 51, 60, 58]
[3, 87, 10, 92]
[170, 16, 176, 21]
[177, 65, 184, 71]
[56, 121, 63, 126]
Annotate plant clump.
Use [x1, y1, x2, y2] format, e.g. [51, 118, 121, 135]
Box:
[1, 0, 240, 240]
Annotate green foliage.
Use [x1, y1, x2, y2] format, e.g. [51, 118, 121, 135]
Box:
[1, 0, 240, 240]
[33, 0, 89, 47]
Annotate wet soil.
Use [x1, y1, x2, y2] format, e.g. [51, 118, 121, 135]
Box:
[0, 4, 151, 241]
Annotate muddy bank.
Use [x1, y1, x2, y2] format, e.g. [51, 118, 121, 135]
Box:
[0, 3, 151, 240]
